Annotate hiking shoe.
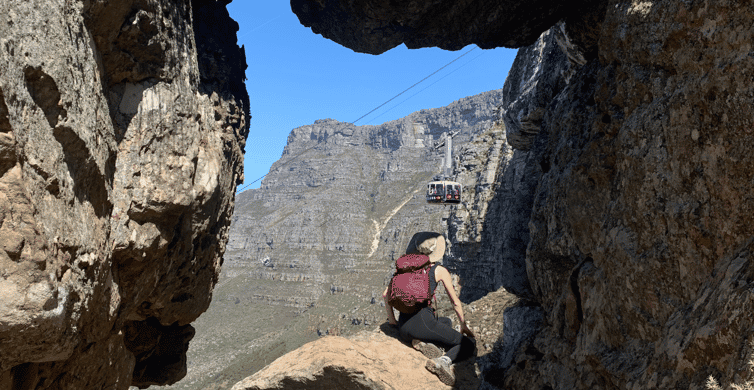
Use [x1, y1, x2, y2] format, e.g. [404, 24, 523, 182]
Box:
[412, 339, 444, 359]
[426, 356, 455, 386]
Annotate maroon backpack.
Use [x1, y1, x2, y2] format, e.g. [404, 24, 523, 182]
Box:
[387, 254, 435, 314]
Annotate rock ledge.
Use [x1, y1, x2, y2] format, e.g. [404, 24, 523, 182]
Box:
[231, 326, 480, 390]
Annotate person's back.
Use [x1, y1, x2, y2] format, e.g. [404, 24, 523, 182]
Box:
[387, 253, 434, 314]
[382, 232, 475, 386]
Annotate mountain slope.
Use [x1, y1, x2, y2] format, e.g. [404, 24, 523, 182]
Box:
[158, 89, 507, 389]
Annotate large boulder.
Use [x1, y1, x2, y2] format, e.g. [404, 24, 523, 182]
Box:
[0, 0, 248, 388]
[231, 326, 481, 390]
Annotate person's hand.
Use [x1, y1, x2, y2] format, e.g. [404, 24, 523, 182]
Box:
[461, 322, 475, 338]
[388, 319, 397, 327]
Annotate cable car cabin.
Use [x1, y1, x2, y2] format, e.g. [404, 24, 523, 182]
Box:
[426, 181, 462, 204]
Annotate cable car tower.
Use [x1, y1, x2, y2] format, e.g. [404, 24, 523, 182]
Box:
[425, 129, 461, 205]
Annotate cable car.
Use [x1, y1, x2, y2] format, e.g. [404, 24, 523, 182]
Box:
[426, 180, 462, 204]
[424, 129, 463, 205]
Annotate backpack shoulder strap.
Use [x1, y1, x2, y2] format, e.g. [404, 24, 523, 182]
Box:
[429, 263, 439, 291]
[426, 263, 439, 308]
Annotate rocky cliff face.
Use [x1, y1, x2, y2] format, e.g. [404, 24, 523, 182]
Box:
[504, 3, 754, 388]
[291, 1, 754, 389]
[446, 115, 538, 302]
[224, 91, 503, 316]
[0, 0, 248, 388]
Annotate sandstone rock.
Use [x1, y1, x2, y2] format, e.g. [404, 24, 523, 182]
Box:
[0, 0, 248, 388]
[447, 114, 537, 300]
[433, 286, 543, 383]
[501, 23, 574, 152]
[290, 0, 602, 54]
[504, 1, 754, 387]
[231, 326, 481, 390]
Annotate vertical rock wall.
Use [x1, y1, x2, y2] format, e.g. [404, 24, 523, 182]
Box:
[502, 2, 754, 389]
[445, 119, 537, 301]
[0, 0, 248, 388]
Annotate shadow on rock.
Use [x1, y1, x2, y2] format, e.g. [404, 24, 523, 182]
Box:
[232, 322, 480, 389]
[379, 322, 481, 390]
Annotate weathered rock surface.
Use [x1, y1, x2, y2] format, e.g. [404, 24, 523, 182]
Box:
[230, 326, 481, 390]
[289, 0, 602, 54]
[0, 0, 248, 388]
[433, 286, 543, 383]
[501, 22, 584, 152]
[292, 0, 754, 389]
[446, 114, 537, 301]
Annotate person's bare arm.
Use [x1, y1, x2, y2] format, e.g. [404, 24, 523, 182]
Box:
[436, 265, 475, 338]
[383, 285, 397, 325]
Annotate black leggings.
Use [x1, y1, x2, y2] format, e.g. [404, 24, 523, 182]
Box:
[398, 307, 475, 362]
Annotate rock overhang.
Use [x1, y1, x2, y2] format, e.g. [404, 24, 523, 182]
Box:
[289, 0, 600, 54]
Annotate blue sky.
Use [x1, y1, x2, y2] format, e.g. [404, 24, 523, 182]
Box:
[228, 2, 517, 190]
